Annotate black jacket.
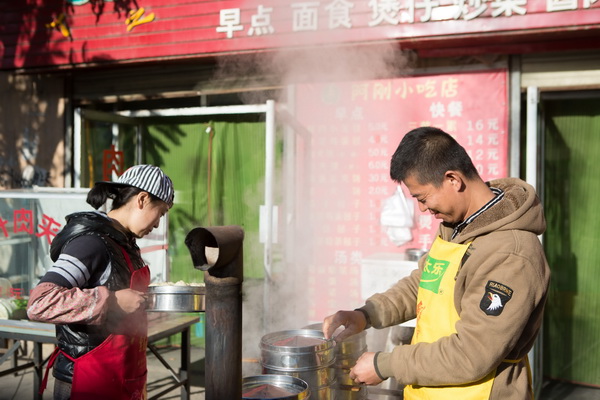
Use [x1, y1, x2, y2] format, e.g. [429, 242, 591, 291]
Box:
[50, 211, 144, 383]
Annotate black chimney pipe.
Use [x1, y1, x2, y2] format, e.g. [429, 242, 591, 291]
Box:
[185, 226, 244, 400]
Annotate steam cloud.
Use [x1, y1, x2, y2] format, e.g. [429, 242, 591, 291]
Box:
[209, 43, 413, 376]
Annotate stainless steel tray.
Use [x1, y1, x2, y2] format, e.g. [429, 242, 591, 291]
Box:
[146, 284, 205, 312]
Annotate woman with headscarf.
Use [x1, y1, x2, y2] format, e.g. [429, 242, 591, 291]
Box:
[28, 164, 174, 400]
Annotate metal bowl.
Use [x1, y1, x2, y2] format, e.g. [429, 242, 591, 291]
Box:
[406, 248, 427, 262]
[146, 284, 205, 312]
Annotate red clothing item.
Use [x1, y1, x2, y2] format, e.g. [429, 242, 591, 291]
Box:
[39, 252, 150, 400]
[60, 264, 150, 400]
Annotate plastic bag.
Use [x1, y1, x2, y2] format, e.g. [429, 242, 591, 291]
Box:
[380, 186, 415, 246]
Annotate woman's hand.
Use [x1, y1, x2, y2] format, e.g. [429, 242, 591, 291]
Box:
[113, 289, 147, 314]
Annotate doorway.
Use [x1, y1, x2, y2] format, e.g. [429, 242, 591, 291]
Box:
[540, 91, 600, 389]
[73, 103, 279, 284]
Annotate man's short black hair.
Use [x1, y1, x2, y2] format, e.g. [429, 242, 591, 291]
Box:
[390, 127, 479, 187]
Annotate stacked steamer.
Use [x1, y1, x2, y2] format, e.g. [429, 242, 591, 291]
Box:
[260, 329, 336, 400]
[305, 323, 368, 400]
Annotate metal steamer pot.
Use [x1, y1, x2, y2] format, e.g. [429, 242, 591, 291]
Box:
[146, 284, 205, 312]
[242, 374, 311, 399]
[261, 329, 336, 371]
[261, 329, 336, 400]
[303, 323, 368, 400]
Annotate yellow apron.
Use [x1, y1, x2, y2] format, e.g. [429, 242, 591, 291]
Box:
[403, 236, 497, 400]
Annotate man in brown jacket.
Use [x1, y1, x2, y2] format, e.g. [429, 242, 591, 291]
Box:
[324, 127, 550, 399]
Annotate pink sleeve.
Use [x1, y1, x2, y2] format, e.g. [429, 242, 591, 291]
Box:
[27, 282, 111, 325]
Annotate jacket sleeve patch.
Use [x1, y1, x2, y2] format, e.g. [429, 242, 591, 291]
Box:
[480, 280, 513, 316]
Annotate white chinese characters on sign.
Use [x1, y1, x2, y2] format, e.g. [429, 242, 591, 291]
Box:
[326, 0, 355, 28]
[368, 0, 402, 26]
[490, 0, 527, 17]
[248, 5, 275, 36]
[216, 0, 598, 39]
[216, 8, 244, 38]
[293, 2, 321, 31]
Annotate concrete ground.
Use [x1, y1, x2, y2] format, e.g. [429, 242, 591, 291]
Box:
[2, 342, 600, 400]
[0, 343, 208, 400]
[539, 380, 600, 400]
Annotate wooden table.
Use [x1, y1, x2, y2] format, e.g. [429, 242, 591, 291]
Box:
[0, 313, 200, 400]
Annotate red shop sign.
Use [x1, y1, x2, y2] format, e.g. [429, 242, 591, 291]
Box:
[1, 0, 598, 69]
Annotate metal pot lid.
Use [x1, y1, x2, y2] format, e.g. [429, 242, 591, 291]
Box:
[260, 329, 335, 353]
[147, 284, 205, 295]
[302, 322, 367, 342]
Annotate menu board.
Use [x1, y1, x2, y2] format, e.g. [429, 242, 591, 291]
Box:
[294, 70, 509, 321]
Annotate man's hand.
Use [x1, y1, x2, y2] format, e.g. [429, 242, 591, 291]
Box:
[349, 352, 384, 386]
[113, 289, 147, 314]
[323, 310, 367, 341]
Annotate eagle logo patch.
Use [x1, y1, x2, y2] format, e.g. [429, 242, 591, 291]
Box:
[480, 280, 513, 316]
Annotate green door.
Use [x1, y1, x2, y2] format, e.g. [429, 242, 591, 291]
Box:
[142, 116, 269, 282]
[543, 94, 600, 386]
[75, 108, 275, 283]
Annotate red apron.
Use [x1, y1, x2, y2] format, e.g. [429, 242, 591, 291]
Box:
[42, 248, 150, 400]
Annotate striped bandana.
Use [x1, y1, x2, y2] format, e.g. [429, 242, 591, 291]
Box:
[115, 164, 174, 207]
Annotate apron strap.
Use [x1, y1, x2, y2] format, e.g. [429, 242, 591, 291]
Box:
[503, 356, 534, 397]
[121, 246, 150, 292]
[120, 247, 135, 274]
[39, 347, 62, 395]
[502, 358, 523, 363]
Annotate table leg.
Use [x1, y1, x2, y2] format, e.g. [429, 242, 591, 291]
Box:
[12, 340, 18, 375]
[33, 341, 43, 400]
[180, 327, 190, 400]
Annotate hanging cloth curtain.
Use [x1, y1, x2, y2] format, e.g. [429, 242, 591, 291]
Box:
[543, 97, 600, 386]
[144, 117, 269, 281]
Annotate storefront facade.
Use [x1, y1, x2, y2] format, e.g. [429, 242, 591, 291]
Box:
[1, 0, 600, 391]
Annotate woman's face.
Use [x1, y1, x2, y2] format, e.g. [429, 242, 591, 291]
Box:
[121, 192, 170, 238]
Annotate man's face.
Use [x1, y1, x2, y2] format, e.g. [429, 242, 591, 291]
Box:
[403, 173, 463, 224]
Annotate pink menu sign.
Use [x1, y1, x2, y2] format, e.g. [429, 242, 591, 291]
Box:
[294, 69, 509, 321]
